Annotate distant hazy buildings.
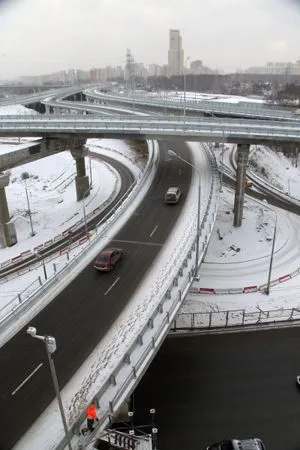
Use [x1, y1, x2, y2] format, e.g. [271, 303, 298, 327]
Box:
[190, 60, 214, 75]
[18, 29, 218, 86]
[168, 29, 184, 76]
[244, 60, 300, 75]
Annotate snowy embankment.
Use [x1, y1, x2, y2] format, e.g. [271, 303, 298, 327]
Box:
[183, 146, 300, 317]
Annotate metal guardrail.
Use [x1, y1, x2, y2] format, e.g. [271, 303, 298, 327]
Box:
[85, 89, 299, 121]
[0, 140, 158, 345]
[0, 84, 98, 107]
[0, 155, 120, 279]
[170, 307, 300, 331]
[59, 146, 220, 450]
[1, 115, 300, 143]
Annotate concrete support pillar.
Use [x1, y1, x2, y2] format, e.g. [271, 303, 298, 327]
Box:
[233, 143, 250, 227]
[45, 105, 50, 114]
[70, 138, 89, 201]
[0, 173, 17, 248]
[115, 399, 130, 423]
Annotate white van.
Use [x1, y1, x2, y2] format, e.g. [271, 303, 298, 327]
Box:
[164, 187, 181, 204]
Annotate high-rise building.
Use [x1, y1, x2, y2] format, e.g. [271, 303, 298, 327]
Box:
[168, 29, 184, 76]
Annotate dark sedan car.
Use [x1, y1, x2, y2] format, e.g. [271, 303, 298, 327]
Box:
[94, 248, 123, 271]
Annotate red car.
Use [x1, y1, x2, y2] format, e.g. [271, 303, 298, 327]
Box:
[94, 248, 124, 271]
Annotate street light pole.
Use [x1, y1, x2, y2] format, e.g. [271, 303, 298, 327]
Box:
[89, 156, 93, 189]
[183, 56, 190, 119]
[265, 213, 277, 295]
[82, 187, 91, 238]
[168, 149, 201, 278]
[220, 131, 225, 193]
[26, 327, 72, 450]
[24, 178, 35, 236]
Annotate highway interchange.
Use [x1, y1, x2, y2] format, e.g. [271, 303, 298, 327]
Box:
[2, 87, 300, 449]
[0, 140, 192, 449]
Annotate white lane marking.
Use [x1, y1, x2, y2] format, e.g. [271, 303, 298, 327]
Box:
[11, 363, 43, 396]
[149, 225, 158, 238]
[112, 239, 162, 247]
[104, 277, 120, 296]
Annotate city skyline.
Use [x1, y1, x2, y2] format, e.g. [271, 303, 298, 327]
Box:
[0, 0, 300, 79]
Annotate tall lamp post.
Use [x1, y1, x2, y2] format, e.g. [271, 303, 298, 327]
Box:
[220, 130, 225, 193]
[183, 56, 190, 119]
[89, 155, 93, 189]
[22, 173, 35, 236]
[82, 186, 91, 238]
[168, 149, 201, 278]
[265, 210, 277, 295]
[26, 327, 72, 450]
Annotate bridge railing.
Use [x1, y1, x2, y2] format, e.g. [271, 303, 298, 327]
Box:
[2, 114, 300, 126]
[1, 115, 300, 142]
[170, 307, 300, 332]
[85, 90, 298, 120]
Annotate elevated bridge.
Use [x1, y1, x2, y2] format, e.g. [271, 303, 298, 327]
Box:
[0, 115, 300, 145]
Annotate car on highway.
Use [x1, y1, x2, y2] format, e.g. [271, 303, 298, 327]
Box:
[207, 438, 266, 450]
[94, 248, 123, 271]
[164, 186, 182, 204]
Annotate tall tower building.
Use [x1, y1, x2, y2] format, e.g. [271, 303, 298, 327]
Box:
[168, 29, 184, 76]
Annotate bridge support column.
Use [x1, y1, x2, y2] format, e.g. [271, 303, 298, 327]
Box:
[233, 143, 250, 227]
[0, 173, 17, 248]
[114, 399, 130, 422]
[45, 105, 50, 114]
[70, 138, 90, 201]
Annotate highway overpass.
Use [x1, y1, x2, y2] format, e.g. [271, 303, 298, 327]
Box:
[85, 88, 300, 121]
[1, 115, 300, 145]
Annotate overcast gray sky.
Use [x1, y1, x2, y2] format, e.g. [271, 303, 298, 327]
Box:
[0, 0, 299, 79]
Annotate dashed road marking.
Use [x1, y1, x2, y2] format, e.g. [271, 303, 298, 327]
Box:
[104, 277, 120, 296]
[11, 363, 43, 396]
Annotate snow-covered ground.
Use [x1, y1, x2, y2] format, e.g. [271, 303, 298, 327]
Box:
[182, 146, 300, 315]
[249, 145, 300, 198]
[147, 90, 265, 104]
[0, 104, 39, 115]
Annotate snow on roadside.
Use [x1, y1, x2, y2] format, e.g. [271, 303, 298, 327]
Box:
[0, 104, 38, 115]
[249, 145, 300, 198]
[182, 184, 300, 315]
[2, 153, 117, 260]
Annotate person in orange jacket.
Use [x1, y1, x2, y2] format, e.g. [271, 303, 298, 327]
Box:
[81, 404, 99, 435]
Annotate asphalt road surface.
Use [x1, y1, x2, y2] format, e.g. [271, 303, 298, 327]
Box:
[133, 328, 300, 450]
[0, 140, 192, 449]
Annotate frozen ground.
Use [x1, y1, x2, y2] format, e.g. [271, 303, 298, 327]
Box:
[148, 90, 265, 104]
[249, 145, 300, 198]
[183, 147, 300, 315]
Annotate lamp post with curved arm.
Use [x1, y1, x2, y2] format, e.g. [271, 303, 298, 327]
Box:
[168, 149, 201, 278]
[266, 209, 277, 295]
[183, 56, 190, 119]
[26, 327, 72, 450]
[262, 199, 277, 295]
